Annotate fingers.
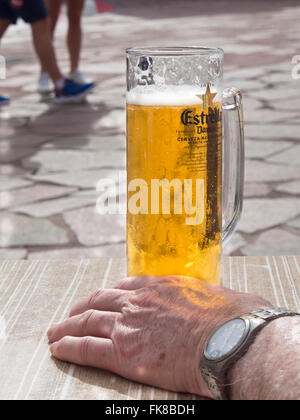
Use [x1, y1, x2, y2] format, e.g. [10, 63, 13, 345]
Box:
[48, 310, 118, 344]
[114, 276, 157, 291]
[70, 289, 130, 316]
[50, 336, 117, 372]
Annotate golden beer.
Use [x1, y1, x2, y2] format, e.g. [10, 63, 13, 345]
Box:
[127, 89, 223, 284]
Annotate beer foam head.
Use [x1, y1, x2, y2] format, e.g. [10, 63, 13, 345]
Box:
[127, 85, 220, 106]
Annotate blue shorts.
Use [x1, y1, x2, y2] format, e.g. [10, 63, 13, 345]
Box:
[0, 0, 48, 25]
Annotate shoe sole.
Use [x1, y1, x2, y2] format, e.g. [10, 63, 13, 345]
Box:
[54, 85, 94, 105]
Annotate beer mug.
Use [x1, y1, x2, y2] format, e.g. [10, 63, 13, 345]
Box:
[126, 47, 244, 285]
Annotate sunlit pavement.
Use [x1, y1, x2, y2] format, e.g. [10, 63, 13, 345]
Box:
[0, 0, 300, 260]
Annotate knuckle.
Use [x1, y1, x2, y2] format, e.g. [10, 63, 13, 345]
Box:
[79, 337, 91, 364]
[88, 289, 103, 307]
[79, 310, 94, 333]
[115, 294, 126, 309]
[133, 287, 158, 306]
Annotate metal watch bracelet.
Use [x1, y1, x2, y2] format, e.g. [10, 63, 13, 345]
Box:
[200, 307, 300, 400]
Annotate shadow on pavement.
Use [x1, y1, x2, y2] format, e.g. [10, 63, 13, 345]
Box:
[0, 100, 112, 173]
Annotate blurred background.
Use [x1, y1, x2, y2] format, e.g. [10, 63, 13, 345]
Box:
[0, 0, 299, 260]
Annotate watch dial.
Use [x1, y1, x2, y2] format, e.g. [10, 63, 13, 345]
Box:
[205, 319, 247, 361]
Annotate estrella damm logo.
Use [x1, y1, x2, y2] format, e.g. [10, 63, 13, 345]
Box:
[181, 107, 222, 126]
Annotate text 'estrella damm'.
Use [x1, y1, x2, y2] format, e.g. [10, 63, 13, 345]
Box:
[181, 107, 222, 126]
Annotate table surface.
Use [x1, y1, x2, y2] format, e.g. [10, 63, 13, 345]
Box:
[0, 256, 299, 400]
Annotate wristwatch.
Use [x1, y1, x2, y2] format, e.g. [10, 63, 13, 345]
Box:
[200, 307, 300, 400]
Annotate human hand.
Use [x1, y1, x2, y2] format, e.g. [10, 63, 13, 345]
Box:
[48, 276, 270, 397]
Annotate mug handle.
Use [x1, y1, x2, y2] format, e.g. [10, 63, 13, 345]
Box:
[222, 87, 245, 245]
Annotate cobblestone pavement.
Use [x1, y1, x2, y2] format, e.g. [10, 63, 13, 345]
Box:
[0, 0, 300, 260]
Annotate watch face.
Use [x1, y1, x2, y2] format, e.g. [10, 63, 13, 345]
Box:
[205, 319, 249, 361]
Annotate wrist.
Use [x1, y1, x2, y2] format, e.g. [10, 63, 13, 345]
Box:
[194, 296, 272, 397]
[229, 316, 300, 400]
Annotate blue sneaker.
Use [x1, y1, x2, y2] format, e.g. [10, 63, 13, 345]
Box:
[55, 79, 95, 104]
[0, 95, 10, 105]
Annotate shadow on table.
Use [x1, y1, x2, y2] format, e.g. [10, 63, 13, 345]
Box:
[52, 357, 210, 400]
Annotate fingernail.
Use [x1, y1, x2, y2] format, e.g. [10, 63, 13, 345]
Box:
[47, 328, 53, 339]
[49, 344, 54, 354]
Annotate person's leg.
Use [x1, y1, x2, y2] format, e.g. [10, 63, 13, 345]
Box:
[67, 0, 85, 73]
[30, 18, 63, 83]
[31, 17, 94, 103]
[39, 0, 61, 76]
[0, 0, 16, 39]
[0, 18, 11, 39]
[45, 0, 61, 36]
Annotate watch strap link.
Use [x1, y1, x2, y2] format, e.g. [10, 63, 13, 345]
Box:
[201, 307, 300, 400]
[242, 307, 298, 322]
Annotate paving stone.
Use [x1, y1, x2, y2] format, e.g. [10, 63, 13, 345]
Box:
[2, 0, 300, 258]
[26, 106, 107, 136]
[245, 124, 300, 140]
[223, 233, 247, 256]
[81, 62, 125, 74]
[260, 69, 292, 86]
[1, 133, 53, 148]
[245, 108, 300, 123]
[239, 198, 300, 233]
[0, 176, 33, 192]
[271, 96, 300, 111]
[241, 228, 300, 256]
[7, 102, 50, 119]
[0, 248, 27, 259]
[0, 165, 27, 176]
[0, 145, 37, 164]
[23, 149, 125, 172]
[242, 96, 263, 112]
[89, 93, 125, 109]
[248, 87, 300, 101]
[1, 75, 34, 88]
[271, 47, 300, 57]
[287, 217, 300, 230]
[245, 139, 292, 159]
[261, 72, 297, 84]
[225, 67, 268, 81]
[244, 183, 271, 198]
[42, 134, 125, 151]
[98, 76, 126, 89]
[238, 31, 277, 43]
[267, 145, 300, 166]
[245, 160, 300, 183]
[0, 212, 69, 247]
[12, 193, 97, 218]
[224, 79, 265, 92]
[63, 206, 126, 246]
[276, 180, 300, 195]
[28, 168, 122, 189]
[94, 109, 126, 131]
[0, 116, 16, 136]
[0, 184, 76, 210]
[28, 243, 126, 260]
[221, 44, 270, 55]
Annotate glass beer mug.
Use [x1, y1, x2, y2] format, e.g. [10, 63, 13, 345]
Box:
[126, 47, 244, 285]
